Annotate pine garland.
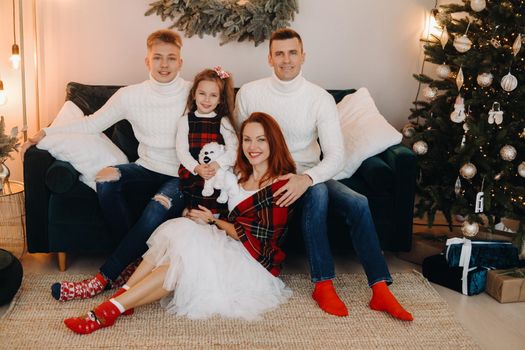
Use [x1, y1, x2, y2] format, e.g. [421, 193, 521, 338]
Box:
[145, 0, 299, 46]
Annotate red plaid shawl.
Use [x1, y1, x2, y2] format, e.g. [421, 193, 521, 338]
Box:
[227, 180, 292, 276]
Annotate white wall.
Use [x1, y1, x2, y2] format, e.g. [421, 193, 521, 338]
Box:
[1, 0, 441, 181]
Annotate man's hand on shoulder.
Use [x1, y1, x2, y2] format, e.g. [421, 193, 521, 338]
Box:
[20, 129, 46, 161]
[274, 173, 313, 207]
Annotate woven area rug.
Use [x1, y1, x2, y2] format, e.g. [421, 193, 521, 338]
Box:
[0, 271, 479, 350]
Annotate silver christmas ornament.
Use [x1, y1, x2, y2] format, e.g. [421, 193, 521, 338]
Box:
[470, 0, 486, 12]
[422, 86, 438, 99]
[518, 162, 525, 178]
[460, 163, 477, 179]
[440, 27, 449, 49]
[501, 72, 518, 92]
[450, 95, 466, 123]
[436, 64, 451, 79]
[413, 140, 428, 155]
[462, 221, 479, 237]
[500, 145, 517, 161]
[454, 176, 462, 195]
[402, 124, 416, 138]
[477, 72, 493, 87]
[454, 35, 472, 53]
[513, 34, 522, 56]
[488, 102, 503, 125]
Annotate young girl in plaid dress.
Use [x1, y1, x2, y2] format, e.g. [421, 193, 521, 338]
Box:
[175, 67, 238, 217]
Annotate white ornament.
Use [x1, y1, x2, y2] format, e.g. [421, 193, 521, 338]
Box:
[422, 86, 438, 99]
[402, 124, 416, 138]
[413, 140, 428, 155]
[441, 26, 449, 49]
[454, 176, 462, 195]
[454, 35, 472, 53]
[450, 95, 466, 123]
[436, 64, 451, 79]
[477, 72, 493, 87]
[518, 162, 525, 177]
[488, 102, 504, 125]
[470, 0, 486, 12]
[462, 221, 479, 237]
[501, 72, 518, 92]
[513, 34, 522, 56]
[500, 145, 517, 161]
[460, 163, 477, 179]
[456, 67, 464, 90]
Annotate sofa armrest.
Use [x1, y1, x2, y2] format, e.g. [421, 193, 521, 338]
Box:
[378, 144, 417, 251]
[23, 146, 55, 252]
[356, 156, 394, 192]
[45, 160, 80, 194]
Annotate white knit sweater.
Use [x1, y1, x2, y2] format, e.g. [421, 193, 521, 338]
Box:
[235, 72, 344, 185]
[45, 74, 191, 176]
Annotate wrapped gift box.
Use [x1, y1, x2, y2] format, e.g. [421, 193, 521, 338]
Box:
[397, 233, 447, 265]
[485, 268, 525, 303]
[444, 238, 519, 269]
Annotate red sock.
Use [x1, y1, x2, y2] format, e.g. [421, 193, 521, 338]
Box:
[64, 300, 122, 335]
[312, 280, 348, 317]
[110, 287, 134, 316]
[369, 281, 413, 321]
[52, 272, 109, 301]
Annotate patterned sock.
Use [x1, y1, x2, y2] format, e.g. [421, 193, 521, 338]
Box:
[369, 281, 413, 321]
[110, 285, 134, 316]
[64, 300, 122, 335]
[312, 280, 349, 317]
[51, 272, 109, 301]
[110, 259, 142, 289]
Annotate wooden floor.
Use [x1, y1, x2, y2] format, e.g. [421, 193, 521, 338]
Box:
[2, 220, 524, 350]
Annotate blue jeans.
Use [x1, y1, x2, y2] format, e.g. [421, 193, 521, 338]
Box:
[299, 179, 392, 286]
[96, 163, 185, 280]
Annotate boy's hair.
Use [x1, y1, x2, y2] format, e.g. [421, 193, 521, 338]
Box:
[236, 112, 296, 187]
[269, 28, 303, 52]
[147, 29, 182, 50]
[186, 68, 236, 127]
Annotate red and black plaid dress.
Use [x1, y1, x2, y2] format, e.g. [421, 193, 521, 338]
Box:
[178, 112, 228, 215]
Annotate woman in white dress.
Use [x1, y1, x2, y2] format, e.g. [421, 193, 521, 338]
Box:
[64, 112, 297, 334]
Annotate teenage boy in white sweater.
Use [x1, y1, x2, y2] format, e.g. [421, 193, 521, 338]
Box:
[235, 28, 412, 321]
[21, 29, 192, 302]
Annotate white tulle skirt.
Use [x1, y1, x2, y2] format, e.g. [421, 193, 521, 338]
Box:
[143, 217, 292, 321]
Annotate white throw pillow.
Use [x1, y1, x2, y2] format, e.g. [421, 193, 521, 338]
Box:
[37, 101, 128, 190]
[333, 88, 402, 180]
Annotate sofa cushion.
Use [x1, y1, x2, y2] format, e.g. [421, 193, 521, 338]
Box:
[333, 88, 402, 180]
[37, 101, 129, 190]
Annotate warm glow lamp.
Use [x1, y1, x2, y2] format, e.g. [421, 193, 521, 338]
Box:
[10, 0, 21, 70]
[0, 80, 7, 106]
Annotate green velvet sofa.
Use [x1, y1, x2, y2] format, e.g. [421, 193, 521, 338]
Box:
[24, 82, 416, 269]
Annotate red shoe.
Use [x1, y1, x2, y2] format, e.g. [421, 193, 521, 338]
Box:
[64, 301, 121, 335]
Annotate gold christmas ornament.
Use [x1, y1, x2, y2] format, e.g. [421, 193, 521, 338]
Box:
[440, 27, 449, 49]
[413, 140, 428, 155]
[402, 124, 416, 138]
[500, 145, 517, 161]
[450, 95, 466, 123]
[470, 0, 486, 12]
[513, 34, 522, 56]
[518, 162, 525, 178]
[436, 64, 451, 79]
[460, 162, 477, 179]
[477, 72, 493, 87]
[422, 86, 438, 100]
[461, 221, 479, 237]
[456, 67, 464, 90]
[454, 35, 472, 53]
[501, 72, 518, 92]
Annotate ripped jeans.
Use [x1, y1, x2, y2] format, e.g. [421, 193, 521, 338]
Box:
[96, 163, 185, 281]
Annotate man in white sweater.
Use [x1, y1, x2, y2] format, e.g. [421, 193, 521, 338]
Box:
[235, 28, 412, 321]
[22, 30, 192, 302]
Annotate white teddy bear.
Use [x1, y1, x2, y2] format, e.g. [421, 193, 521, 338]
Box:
[198, 142, 239, 203]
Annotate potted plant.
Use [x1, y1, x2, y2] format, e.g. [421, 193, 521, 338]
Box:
[0, 115, 20, 193]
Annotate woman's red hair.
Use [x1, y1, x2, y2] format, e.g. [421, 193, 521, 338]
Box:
[236, 112, 296, 186]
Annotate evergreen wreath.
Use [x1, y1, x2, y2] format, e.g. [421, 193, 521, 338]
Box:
[145, 0, 299, 46]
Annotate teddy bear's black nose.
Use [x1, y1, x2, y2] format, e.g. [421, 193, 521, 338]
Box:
[203, 156, 211, 164]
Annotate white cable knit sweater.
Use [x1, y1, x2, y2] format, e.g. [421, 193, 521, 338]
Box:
[45, 74, 191, 177]
[235, 72, 344, 185]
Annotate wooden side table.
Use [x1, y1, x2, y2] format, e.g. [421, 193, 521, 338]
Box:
[0, 181, 26, 258]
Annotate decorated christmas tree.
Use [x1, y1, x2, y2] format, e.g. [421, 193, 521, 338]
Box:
[407, 0, 525, 245]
